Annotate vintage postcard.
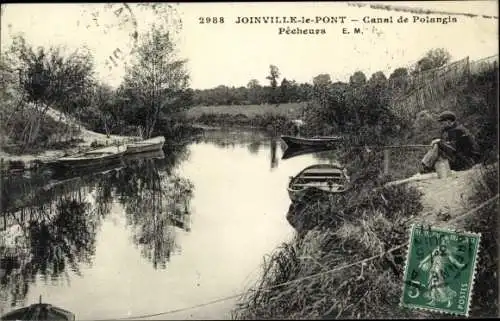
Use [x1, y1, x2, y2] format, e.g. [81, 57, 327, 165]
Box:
[0, 2, 498, 320]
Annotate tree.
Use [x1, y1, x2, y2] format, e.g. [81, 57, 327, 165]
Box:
[92, 83, 120, 136]
[312, 74, 332, 107]
[121, 25, 190, 138]
[413, 48, 452, 74]
[7, 34, 95, 146]
[389, 67, 409, 80]
[247, 79, 260, 88]
[349, 71, 367, 87]
[286, 80, 300, 102]
[389, 67, 409, 90]
[297, 83, 313, 101]
[247, 79, 263, 104]
[279, 78, 290, 103]
[266, 65, 280, 104]
[313, 74, 332, 87]
[368, 71, 387, 85]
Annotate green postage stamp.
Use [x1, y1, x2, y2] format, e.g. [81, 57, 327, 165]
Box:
[400, 224, 481, 317]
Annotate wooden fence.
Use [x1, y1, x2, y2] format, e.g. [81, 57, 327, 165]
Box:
[388, 54, 498, 122]
[388, 57, 471, 121]
[381, 54, 498, 178]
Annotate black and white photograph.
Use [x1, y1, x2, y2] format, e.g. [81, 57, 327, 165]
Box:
[0, 1, 498, 320]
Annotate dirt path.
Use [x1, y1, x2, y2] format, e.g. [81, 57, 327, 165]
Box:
[403, 165, 485, 228]
[45, 107, 138, 145]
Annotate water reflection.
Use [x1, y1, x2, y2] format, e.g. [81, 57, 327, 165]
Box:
[27, 198, 97, 278]
[0, 129, 336, 319]
[199, 128, 284, 171]
[270, 137, 279, 170]
[0, 146, 194, 313]
[1, 194, 98, 311]
[247, 141, 261, 155]
[112, 156, 194, 269]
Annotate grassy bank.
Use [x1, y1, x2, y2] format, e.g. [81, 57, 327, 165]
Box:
[233, 159, 498, 319]
[186, 102, 305, 118]
[233, 161, 426, 318]
[232, 66, 498, 319]
[184, 102, 306, 133]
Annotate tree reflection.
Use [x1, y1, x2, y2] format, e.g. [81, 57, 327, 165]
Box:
[0, 144, 194, 313]
[27, 198, 97, 278]
[270, 136, 279, 170]
[247, 141, 261, 155]
[1, 195, 99, 312]
[113, 155, 194, 269]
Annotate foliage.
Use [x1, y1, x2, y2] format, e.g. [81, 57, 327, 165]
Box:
[388, 67, 409, 90]
[8, 35, 95, 112]
[1, 35, 94, 148]
[185, 102, 305, 119]
[460, 69, 499, 162]
[349, 70, 367, 86]
[191, 80, 312, 106]
[119, 25, 190, 138]
[465, 163, 499, 317]
[1, 108, 82, 154]
[266, 64, 281, 104]
[193, 112, 297, 135]
[412, 48, 452, 74]
[302, 72, 401, 141]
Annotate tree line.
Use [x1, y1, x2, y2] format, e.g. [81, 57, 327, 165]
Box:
[191, 48, 452, 107]
[297, 48, 454, 139]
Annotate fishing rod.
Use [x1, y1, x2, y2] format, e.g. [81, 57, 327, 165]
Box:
[280, 136, 432, 160]
[347, 144, 431, 149]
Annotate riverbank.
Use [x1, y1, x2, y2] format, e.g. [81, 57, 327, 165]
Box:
[0, 107, 141, 171]
[184, 102, 307, 135]
[232, 161, 498, 319]
[186, 102, 305, 119]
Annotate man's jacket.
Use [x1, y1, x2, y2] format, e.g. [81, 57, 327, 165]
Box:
[438, 122, 481, 170]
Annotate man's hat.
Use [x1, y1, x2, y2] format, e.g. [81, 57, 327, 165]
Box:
[438, 111, 456, 122]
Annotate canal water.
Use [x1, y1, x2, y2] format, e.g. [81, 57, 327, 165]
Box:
[0, 129, 334, 320]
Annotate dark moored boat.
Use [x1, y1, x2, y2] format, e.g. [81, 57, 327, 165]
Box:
[287, 164, 351, 202]
[124, 136, 165, 155]
[281, 145, 337, 160]
[54, 145, 126, 170]
[1, 296, 75, 321]
[280, 135, 343, 150]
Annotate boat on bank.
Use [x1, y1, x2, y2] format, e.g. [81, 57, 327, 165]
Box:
[281, 135, 343, 150]
[54, 145, 126, 170]
[124, 136, 165, 155]
[287, 164, 351, 202]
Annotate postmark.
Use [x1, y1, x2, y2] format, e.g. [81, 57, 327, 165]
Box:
[80, 3, 138, 71]
[400, 224, 481, 317]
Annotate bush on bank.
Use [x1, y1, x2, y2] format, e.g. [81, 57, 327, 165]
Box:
[0, 105, 83, 155]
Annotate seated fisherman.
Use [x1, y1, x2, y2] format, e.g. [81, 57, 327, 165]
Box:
[420, 111, 481, 173]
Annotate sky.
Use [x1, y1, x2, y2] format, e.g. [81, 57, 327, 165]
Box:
[1, 1, 498, 90]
